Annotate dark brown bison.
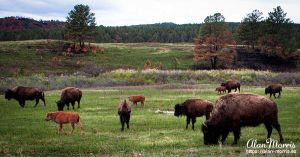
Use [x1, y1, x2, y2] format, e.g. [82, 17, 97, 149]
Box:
[201, 94, 284, 145]
[4, 86, 46, 107]
[221, 80, 240, 93]
[118, 100, 131, 131]
[56, 87, 82, 111]
[265, 84, 282, 98]
[215, 86, 226, 94]
[174, 99, 214, 130]
[129, 95, 145, 107]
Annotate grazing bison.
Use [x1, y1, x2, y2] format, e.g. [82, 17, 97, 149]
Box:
[215, 86, 226, 94]
[201, 94, 284, 145]
[174, 99, 214, 130]
[221, 80, 240, 93]
[4, 86, 46, 107]
[56, 87, 82, 111]
[129, 95, 145, 107]
[265, 84, 282, 98]
[45, 112, 83, 135]
[118, 100, 131, 131]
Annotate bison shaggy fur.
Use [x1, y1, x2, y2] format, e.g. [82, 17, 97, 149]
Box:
[174, 99, 213, 130]
[118, 100, 131, 131]
[5, 86, 46, 107]
[129, 95, 145, 107]
[265, 84, 282, 98]
[221, 80, 240, 93]
[201, 94, 284, 145]
[57, 87, 82, 111]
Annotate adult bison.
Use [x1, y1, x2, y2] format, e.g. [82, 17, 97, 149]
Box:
[201, 94, 284, 145]
[129, 95, 145, 107]
[265, 84, 282, 98]
[56, 87, 82, 111]
[221, 80, 240, 93]
[174, 99, 213, 130]
[118, 100, 131, 131]
[4, 86, 46, 107]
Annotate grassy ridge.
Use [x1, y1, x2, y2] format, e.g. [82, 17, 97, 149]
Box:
[0, 85, 299, 156]
[0, 40, 195, 77]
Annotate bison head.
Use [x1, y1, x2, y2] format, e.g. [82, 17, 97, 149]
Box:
[265, 87, 270, 94]
[174, 104, 185, 117]
[45, 112, 54, 121]
[221, 82, 226, 87]
[201, 122, 220, 145]
[56, 100, 64, 111]
[4, 89, 13, 100]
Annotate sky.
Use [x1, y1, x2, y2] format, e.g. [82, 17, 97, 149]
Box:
[0, 0, 299, 26]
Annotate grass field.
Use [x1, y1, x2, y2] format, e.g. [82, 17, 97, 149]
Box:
[0, 40, 195, 77]
[0, 85, 299, 156]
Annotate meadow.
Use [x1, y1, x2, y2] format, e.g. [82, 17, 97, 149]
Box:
[0, 85, 299, 156]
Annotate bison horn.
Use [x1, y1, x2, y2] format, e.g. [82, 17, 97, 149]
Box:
[202, 122, 208, 128]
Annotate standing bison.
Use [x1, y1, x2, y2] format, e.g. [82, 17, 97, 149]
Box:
[118, 100, 131, 131]
[129, 95, 145, 107]
[201, 94, 284, 145]
[5, 86, 46, 107]
[215, 86, 226, 94]
[56, 87, 82, 111]
[265, 84, 282, 98]
[174, 99, 213, 130]
[221, 80, 240, 93]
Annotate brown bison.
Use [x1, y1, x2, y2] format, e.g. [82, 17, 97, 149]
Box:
[118, 100, 131, 131]
[265, 84, 282, 98]
[174, 99, 214, 130]
[215, 86, 226, 94]
[221, 80, 241, 93]
[201, 94, 284, 145]
[56, 87, 82, 111]
[4, 86, 46, 107]
[129, 95, 145, 107]
[45, 111, 83, 135]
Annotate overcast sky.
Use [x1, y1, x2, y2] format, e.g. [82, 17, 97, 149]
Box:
[0, 0, 299, 26]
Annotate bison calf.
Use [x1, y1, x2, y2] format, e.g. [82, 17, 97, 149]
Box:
[129, 95, 145, 107]
[265, 84, 282, 98]
[5, 86, 46, 107]
[57, 87, 82, 111]
[45, 112, 83, 135]
[174, 99, 213, 130]
[215, 86, 226, 94]
[201, 94, 284, 145]
[118, 100, 131, 131]
[221, 80, 240, 93]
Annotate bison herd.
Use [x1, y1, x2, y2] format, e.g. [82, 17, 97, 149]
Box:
[4, 80, 285, 145]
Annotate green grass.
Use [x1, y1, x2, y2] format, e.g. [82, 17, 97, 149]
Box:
[0, 40, 195, 77]
[0, 85, 299, 156]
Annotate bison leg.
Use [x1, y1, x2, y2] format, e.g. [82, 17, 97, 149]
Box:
[77, 100, 80, 109]
[221, 131, 229, 144]
[264, 123, 273, 139]
[58, 124, 63, 134]
[120, 116, 125, 131]
[228, 89, 231, 93]
[71, 102, 75, 110]
[278, 92, 281, 98]
[66, 103, 70, 110]
[273, 93, 277, 98]
[232, 127, 241, 145]
[186, 116, 190, 129]
[41, 97, 46, 106]
[272, 123, 284, 143]
[191, 117, 196, 130]
[18, 100, 24, 108]
[34, 98, 39, 107]
[126, 115, 130, 129]
[141, 101, 144, 107]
